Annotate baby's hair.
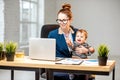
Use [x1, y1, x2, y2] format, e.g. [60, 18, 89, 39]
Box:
[77, 29, 88, 39]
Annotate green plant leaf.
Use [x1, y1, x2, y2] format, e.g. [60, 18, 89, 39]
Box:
[0, 42, 4, 52]
[98, 44, 109, 57]
[5, 41, 17, 54]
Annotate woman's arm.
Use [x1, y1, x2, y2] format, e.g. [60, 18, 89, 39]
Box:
[75, 46, 95, 54]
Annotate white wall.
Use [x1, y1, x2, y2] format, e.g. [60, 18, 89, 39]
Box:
[44, 0, 57, 24]
[4, 0, 19, 43]
[55, 0, 120, 56]
[0, 0, 4, 42]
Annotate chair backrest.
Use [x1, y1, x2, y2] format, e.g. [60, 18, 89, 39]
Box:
[40, 24, 59, 74]
[41, 24, 59, 38]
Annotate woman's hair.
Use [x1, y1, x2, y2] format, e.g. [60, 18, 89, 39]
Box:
[58, 3, 72, 20]
[77, 29, 88, 39]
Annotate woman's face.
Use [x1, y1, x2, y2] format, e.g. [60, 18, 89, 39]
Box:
[57, 12, 71, 30]
[75, 31, 86, 44]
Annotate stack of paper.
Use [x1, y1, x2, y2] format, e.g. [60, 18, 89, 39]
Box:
[55, 58, 83, 65]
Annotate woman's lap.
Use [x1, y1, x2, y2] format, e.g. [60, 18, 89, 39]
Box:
[54, 72, 86, 80]
[54, 72, 69, 80]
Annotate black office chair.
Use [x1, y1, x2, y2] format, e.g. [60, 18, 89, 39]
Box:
[40, 24, 95, 80]
[41, 24, 75, 38]
[41, 24, 59, 38]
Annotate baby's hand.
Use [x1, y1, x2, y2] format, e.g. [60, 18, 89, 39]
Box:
[66, 38, 72, 47]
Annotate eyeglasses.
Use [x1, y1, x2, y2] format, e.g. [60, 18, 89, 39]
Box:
[56, 19, 69, 24]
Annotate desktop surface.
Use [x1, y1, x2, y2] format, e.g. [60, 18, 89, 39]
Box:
[0, 56, 115, 72]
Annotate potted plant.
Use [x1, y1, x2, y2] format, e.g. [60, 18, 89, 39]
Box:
[5, 41, 17, 61]
[0, 42, 5, 60]
[97, 44, 110, 66]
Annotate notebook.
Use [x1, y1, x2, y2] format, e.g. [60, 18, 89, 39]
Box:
[55, 58, 84, 65]
[29, 38, 60, 61]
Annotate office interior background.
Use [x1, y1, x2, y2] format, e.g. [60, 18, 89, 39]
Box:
[0, 0, 120, 80]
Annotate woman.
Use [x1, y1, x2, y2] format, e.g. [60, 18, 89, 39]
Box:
[48, 3, 90, 80]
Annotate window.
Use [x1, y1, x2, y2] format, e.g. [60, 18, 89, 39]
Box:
[20, 0, 39, 47]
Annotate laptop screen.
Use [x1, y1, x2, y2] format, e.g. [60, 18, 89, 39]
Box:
[29, 38, 56, 61]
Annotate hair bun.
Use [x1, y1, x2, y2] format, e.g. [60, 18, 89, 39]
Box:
[62, 3, 71, 10]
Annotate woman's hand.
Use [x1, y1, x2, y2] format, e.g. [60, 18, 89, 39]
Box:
[75, 46, 88, 54]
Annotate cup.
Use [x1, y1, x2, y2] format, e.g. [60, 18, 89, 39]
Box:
[15, 50, 24, 58]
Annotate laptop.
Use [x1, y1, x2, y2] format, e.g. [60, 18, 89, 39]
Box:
[29, 38, 61, 61]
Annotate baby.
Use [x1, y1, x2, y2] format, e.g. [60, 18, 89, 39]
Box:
[67, 29, 94, 59]
[66, 29, 95, 80]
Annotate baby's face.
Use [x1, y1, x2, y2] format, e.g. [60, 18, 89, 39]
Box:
[75, 32, 86, 44]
